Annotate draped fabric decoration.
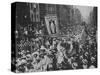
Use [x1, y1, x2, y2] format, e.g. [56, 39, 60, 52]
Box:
[29, 3, 40, 22]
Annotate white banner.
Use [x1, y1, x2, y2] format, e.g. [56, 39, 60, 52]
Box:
[45, 15, 59, 34]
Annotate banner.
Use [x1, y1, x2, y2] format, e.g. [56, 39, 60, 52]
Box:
[45, 15, 59, 35]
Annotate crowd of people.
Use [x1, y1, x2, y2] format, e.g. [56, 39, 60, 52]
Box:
[14, 22, 97, 73]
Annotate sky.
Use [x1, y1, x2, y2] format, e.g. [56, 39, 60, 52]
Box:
[73, 5, 93, 23]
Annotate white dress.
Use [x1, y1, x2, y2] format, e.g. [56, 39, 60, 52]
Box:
[56, 42, 64, 64]
[51, 22, 55, 34]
